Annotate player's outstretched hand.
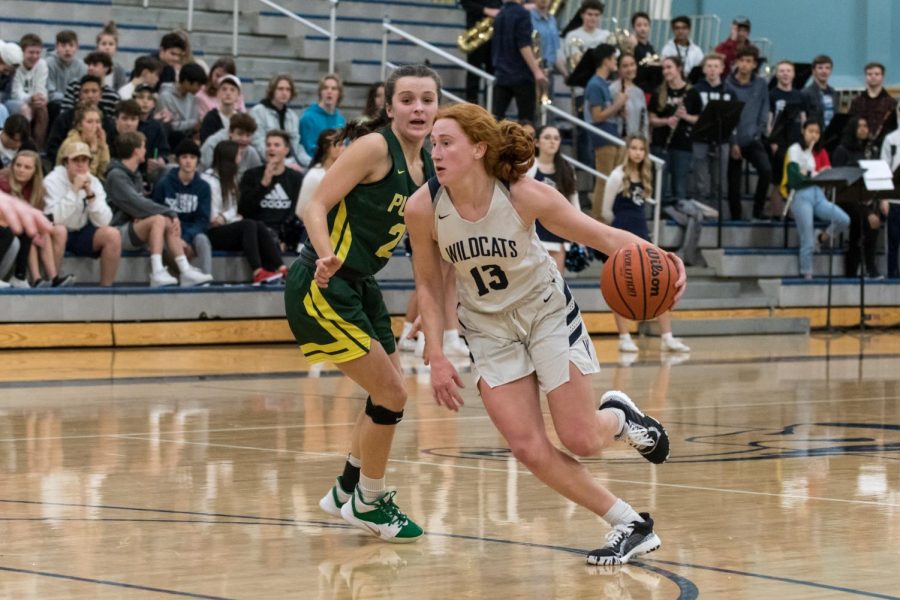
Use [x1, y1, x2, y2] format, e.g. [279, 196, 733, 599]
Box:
[0, 191, 53, 239]
[314, 255, 343, 288]
[667, 252, 687, 304]
[430, 356, 465, 412]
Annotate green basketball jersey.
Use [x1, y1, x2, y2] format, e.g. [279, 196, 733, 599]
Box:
[300, 127, 434, 276]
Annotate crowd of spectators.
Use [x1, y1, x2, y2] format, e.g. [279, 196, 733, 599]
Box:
[0, 24, 362, 288]
[467, 0, 899, 278]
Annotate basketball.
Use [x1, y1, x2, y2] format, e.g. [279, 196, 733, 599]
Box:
[600, 242, 678, 321]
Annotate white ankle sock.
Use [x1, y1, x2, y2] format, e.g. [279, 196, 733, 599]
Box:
[661, 332, 674, 343]
[150, 254, 164, 273]
[602, 498, 643, 527]
[604, 407, 626, 437]
[358, 475, 386, 504]
[401, 321, 414, 339]
[443, 329, 460, 345]
[619, 333, 633, 341]
[175, 255, 192, 273]
[347, 454, 361, 468]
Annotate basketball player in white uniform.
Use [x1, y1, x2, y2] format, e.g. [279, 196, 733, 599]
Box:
[405, 103, 686, 566]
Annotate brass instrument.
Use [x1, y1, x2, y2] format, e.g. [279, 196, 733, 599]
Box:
[458, 0, 566, 54]
[639, 53, 661, 67]
[565, 37, 586, 73]
[532, 29, 551, 106]
[608, 17, 632, 53]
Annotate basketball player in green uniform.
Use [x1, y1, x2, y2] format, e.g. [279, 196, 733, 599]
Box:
[284, 65, 440, 543]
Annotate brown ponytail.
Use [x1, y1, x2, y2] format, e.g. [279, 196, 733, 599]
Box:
[436, 103, 535, 183]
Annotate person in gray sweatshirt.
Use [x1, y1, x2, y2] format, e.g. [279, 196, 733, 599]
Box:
[46, 30, 86, 123]
[724, 45, 771, 220]
[105, 130, 212, 287]
[158, 62, 207, 151]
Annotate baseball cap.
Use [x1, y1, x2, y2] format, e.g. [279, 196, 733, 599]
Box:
[59, 140, 92, 160]
[134, 83, 155, 95]
[733, 16, 751, 28]
[175, 139, 201, 158]
[0, 40, 23, 66]
[218, 74, 242, 91]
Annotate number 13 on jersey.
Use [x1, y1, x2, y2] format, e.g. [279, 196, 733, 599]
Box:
[469, 264, 509, 296]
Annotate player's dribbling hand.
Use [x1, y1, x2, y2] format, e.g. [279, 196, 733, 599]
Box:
[667, 252, 687, 304]
[314, 255, 342, 288]
[430, 356, 465, 412]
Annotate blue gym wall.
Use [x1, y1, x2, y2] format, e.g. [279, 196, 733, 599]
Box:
[671, 0, 900, 88]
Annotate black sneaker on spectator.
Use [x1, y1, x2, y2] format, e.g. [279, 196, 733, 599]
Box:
[52, 274, 76, 288]
[33, 279, 52, 288]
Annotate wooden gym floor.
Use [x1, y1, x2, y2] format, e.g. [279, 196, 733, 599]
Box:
[0, 332, 898, 599]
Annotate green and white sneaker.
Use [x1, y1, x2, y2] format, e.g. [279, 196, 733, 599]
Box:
[319, 478, 352, 517]
[340, 487, 424, 544]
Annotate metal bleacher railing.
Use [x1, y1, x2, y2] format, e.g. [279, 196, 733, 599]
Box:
[142, 0, 338, 73]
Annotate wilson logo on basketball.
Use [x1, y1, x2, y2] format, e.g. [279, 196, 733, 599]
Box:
[600, 242, 677, 321]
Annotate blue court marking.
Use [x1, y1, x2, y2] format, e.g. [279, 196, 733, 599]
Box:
[0, 565, 231, 599]
[2, 351, 900, 390]
[2, 498, 895, 599]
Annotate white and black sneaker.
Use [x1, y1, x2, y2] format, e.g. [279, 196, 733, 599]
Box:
[586, 513, 661, 566]
[600, 390, 669, 464]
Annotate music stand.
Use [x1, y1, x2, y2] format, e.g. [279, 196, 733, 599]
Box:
[692, 99, 744, 247]
[810, 166, 863, 330]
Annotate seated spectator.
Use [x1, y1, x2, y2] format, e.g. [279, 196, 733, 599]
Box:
[299, 74, 346, 159]
[629, 11, 658, 94]
[361, 81, 384, 122]
[60, 52, 121, 119]
[0, 150, 73, 287]
[153, 32, 187, 89]
[848, 62, 897, 148]
[199, 74, 241, 144]
[43, 140, 121, 286]
[46, 75, 117, 164]
[239, 130, 304, 249]
[526, 124, 580, 273]
[880, 105, 900, 279]
[584, 44, 626, 219]
[800, 54, 838, 131]
[10, 34, 49, 148]
[610, 52, 648, 139]
[195, 57, 246, 119]
[725, 46, 771, 220]
[159, 63, 206, 149]
[296, 127, 344, 220]
[96, 22, 128, 92]
[200, 113, 261, 177]
[152, 140, 214, 279]
[661, 16, 703, 80]
[683, 53, 733, 206]
[202, 140, 285, 284]
[249, 74, 309, 169]
[133, 85, 171, 172]
[1, 115, 34, 169]
[714, 16, 751, 74]
[106, 131, 212, 287]
[783, 120, 849, 279]
[46, 30, 86, 123]
[649, 56, 692, 202]
[59, 105, 110, 180]
[563, 0, 609, 67]
[118, 56, 162, 101]
[0, 40, 22, 100]
[832, 116, 880, 277]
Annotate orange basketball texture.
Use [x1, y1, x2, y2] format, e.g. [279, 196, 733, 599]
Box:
[600, 243, 678, 321]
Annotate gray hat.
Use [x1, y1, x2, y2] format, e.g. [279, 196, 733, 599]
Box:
[0, 41, 23, 66]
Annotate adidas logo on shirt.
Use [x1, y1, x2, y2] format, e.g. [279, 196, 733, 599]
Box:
[260, 184, 292, 209]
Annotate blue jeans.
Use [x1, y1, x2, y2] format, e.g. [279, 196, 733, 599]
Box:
[790, 186, 850, 277]
[653, 146, 692, 203]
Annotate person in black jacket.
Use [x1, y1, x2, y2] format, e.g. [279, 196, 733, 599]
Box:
[460, 0, 502, 104]
[239, 129, 303, 250]
[199, 74, 242, 144]
[832, 115, 881, 277]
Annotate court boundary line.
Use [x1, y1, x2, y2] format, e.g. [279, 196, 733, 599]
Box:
[3, 350, 900, 389]
[109, 435, 900, 509]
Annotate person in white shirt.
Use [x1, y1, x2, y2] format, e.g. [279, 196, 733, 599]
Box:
[880, 105, 900, 278]
[562, 0, 610, 69]
[43, 140, 121, 285]
[660, 16, 704, 80]
[10, 34, 49, 147]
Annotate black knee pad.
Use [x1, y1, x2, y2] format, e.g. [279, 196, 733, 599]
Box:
[365, 396, 404, 425]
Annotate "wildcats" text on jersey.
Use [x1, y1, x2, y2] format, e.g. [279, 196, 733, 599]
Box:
[444, 236, 518, 264]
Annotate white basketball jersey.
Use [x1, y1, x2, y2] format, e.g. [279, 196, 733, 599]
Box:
[433, 179, 556, 313]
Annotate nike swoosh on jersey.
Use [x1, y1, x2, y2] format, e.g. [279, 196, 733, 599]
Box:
[397, 170, 406, 175]
[543, 292, 553, 302]
[438, 214, 450, 219]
